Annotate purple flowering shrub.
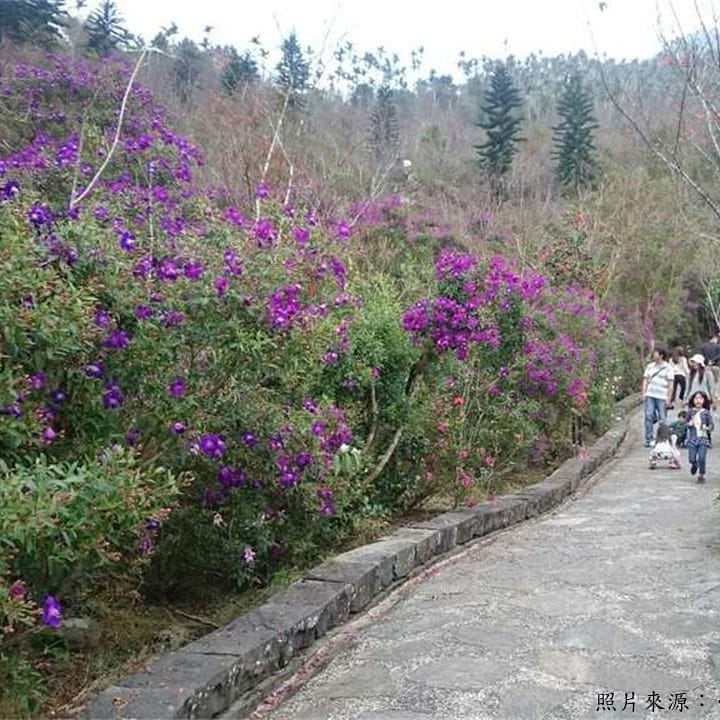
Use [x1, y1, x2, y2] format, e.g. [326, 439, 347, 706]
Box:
[402, 250, 619, 487]
[0, 54, 429, 600]
[0, 51, 626, 623]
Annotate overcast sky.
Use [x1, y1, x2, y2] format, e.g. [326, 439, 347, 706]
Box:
[107, 0, 712, 78]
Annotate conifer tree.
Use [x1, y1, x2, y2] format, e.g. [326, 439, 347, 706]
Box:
[84, 0, 129, 55]
[0, 0, 66, 46]
[474, 62, 524, 197]
[221, 48, 259, 95]
[368, 85, 400, 161]
[552, 73, 599, 192]
[276, 33, 310, 109]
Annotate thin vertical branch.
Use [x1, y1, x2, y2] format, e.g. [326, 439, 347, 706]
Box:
[70, 48, 148, 209]
[256, 89, 291, 221]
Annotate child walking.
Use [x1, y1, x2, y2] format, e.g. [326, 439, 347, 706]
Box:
[686, 391, 714, 484]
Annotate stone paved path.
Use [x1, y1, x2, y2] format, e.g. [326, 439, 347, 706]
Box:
[249, 411, 720, 720]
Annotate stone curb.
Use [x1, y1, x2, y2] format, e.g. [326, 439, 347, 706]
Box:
[84, 394, 642, 719]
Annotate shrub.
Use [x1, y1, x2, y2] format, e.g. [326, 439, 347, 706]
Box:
[0, 451, 181, 630]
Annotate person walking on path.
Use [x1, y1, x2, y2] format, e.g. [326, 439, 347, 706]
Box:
[641, 347, 674, 448]
[698, 333, 720, 366]
[685, 353, 715, 407]
[686, 390, 714, 483]
[668, 345, 689, 409]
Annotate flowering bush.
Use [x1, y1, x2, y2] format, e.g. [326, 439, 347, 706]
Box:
[402, 250, 621, 491]
[0, 51, 632, 715]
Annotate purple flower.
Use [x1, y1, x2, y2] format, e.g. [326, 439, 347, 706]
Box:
[311, 421, 326, 437]
[94, 205, 109, 221]
[199, 433, 226, 459]
[49, 388, 67, 405]
[42, 595, 63, 629]
[337, 220, 351, 240]
[168, 377, 186, 398]
[125, 428, 140, 446]
[293, 227, 310, 246]
[102, 385, 124, 409]
[28, 372, 47, 390]
[303, 397, 319, 413]
[184, 259, 204, 280]
[84, 361, 104, 379]
[94, 309, 112, 327]
[1, 179, 21, 202]
[255, 182, 270, 199]
[139, 536, 154, 555]
[268, 284, 303, 330]
[218, 465, 247, 489]
[157, 258, 180, 282]
[322, 350, 339, 364]
[224, 207, 246, 227]
[223, 249, 243, 277]
[28, 203, 53, 230]
[268, 434, 284, 452]
[41, 426, 57, 443]
[133, 255, 154, 278]
[254, 218, 277, 247]
[163, 310, 185, 327]
[1, 404, 23, 419]
[295, 452, 313, 468]
[214, 276, 229, 297]
[241, 430, 257, 448]
[170, 421, 186, 434]
[104, 329, 132, 350]
[317, 486, 335, 515]
[146, 518, 161, 532]
[135, 304, 153, 320]
[119, 230, 136, 252]
[279, 469, 299, 487]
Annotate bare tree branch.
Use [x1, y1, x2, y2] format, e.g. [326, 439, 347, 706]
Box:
[70, 48, 148, 210]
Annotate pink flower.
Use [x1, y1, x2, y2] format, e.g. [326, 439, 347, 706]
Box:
[242, 546, 256, 566]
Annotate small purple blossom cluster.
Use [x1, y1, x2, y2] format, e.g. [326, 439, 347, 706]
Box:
[403, 251, 607, 403]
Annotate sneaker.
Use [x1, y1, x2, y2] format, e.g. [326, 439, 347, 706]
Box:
[649, 461, 657, 470]
[697, 475, 706, 484]
[691, 463, 698, 476]
[669, 459, 681, 469]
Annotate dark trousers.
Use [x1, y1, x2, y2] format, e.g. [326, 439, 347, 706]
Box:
[671, 375, 686, 402]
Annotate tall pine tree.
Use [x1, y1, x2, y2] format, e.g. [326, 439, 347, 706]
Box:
[84, 0, 129, 55]
[552, 73, 599, 192]
[276, 33, 310, 109]
[368, 85, 400, 162]
[474, 62, 524, 197]
[0, 0, 66, 46]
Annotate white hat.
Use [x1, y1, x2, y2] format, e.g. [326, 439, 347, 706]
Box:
[690, 353, 706, 366]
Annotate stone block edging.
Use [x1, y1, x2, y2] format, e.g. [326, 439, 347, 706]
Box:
[84, 394, 641, 719]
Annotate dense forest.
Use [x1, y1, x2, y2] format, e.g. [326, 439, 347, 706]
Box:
[2, 0, 720, 716]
